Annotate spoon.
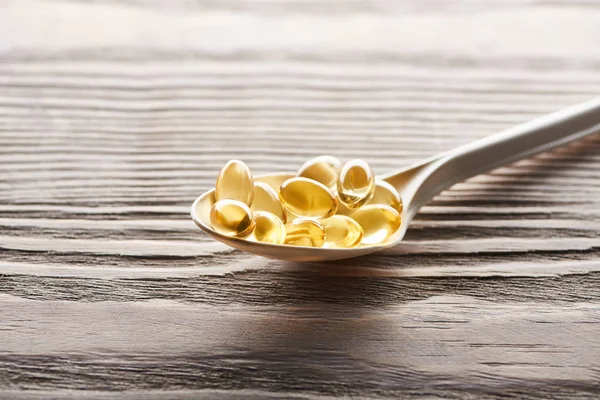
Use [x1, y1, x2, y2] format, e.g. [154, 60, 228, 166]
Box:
[192, 97, 600, 261]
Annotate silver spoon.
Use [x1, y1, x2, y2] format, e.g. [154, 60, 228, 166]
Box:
[192, 97, 600, 261]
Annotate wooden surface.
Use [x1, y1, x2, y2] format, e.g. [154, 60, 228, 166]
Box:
[1, 0, 600, 398]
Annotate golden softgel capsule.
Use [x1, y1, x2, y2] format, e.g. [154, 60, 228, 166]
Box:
[322, 215, 363, 248]
[297, 155, 342, 190]
[251, 211, 286, 244]
[210, 199, 255, 238]
[369, 180, 403, 213]
[285, 218, 326, 247]
[215, 160, 254, 205]
[351, 204, 401, 245]
[337, 159, 375, 209]
[279, 177, 337, 219]
[251, 182, 285, 222]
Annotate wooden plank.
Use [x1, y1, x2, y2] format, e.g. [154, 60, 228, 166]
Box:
[1, 294, 600, 398]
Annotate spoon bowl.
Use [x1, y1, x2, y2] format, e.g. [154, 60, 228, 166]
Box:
[191, 173, 407, 261]
[192, 98, 600, 261]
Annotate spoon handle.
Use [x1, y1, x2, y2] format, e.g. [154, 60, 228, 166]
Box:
[400, 97, 600, 215]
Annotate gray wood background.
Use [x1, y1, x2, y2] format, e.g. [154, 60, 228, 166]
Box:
[1, 0, 600, 398]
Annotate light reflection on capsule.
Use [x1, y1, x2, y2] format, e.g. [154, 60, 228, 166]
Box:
[215, 160, 254, 205]
[337, 159, 375, 209]
[210, 199, 255, 238]
[250, 211, 286, 245]
[285, 218, 326, 247]
[279, 177, 337, 219]
[297, 155, 342, 190]
[322, 215, 363, 248]
[368, 180, 403, 213]
[251, 182, 286, 223]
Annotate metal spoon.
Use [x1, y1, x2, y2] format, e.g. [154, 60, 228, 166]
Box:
[192, 97, 600, 261]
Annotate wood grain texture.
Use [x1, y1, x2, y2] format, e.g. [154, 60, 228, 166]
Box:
[1, 0, 600, 398]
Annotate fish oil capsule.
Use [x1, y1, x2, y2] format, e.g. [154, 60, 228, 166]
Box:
[334, 199, 353, 216]
[368, 180, 403, 213]
[251, 211, 286, 245]
[337, 159, 375, 209]
[297, 155, 342, 190]
[255, 174, 289, 193]
[209, 199, 255, 238]
[250, 182, 286, 222]
[351, 204, 401, 245]
[215, 160, 254, 205]
[322, 215, 363, 248]
[285, 218, 326, 247]
[279, 177, 337, 219]
[284, 208, 301, 223]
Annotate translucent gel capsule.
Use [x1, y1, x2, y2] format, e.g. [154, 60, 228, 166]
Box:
[351, 204, 401, 245]
[250, 182, 286, 222]
[368, 180, 403, 213]
[337, 159, 375, 209]
[285, 218, 326, 247]
[210, 199, 255, 238]
[215, 160, 254, 205]
[279, 177, 337, 219]
[284, 208, 301, 223]
[322, 215, 363, 248]
[251, 211, 286, 245]
[334, 199, 353, 216]
[255, 174, 289, 193]
[297, 155, 342, 190]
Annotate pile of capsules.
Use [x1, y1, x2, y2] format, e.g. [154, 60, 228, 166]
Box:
[208, 156, 402, 248]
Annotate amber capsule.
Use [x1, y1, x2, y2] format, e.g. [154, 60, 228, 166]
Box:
[284, 208, 301, 223]
[322, 215, 363, 248]
[279, 177, 337, 219]
[334, 200, 353, 216]
[297, 155, 342, 190]
[368, 180, 403, 213]
[209, 199, 255, 238]
[215, 160, 254, 205]
[251, 211, 286, 245]
[337, 159, 375, 209]
[285, 218, 326, 247]
[250, 182, 286, 222]
[255, 174, 289, 193]
[351, 204, 401, 245]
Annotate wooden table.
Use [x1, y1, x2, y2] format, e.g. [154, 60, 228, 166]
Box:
[1, 1, 599, 398]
